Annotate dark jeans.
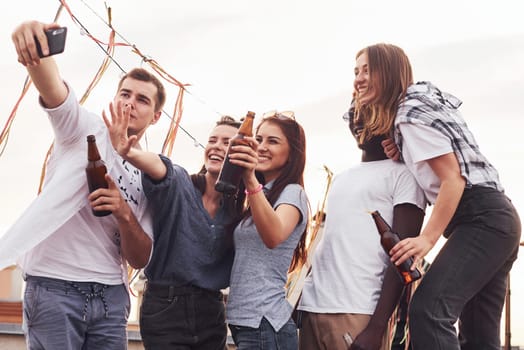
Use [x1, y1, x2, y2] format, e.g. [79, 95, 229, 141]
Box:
[139, 283, 227, 350]
[409, 187, 521, 350]
[23, 275, 129, 350]
[229, 317, 298, 350]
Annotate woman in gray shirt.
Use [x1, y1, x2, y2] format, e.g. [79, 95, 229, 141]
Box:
[225, 111, 309, 350]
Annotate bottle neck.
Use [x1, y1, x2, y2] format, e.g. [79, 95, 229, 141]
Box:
[371, 211, 391, 234]
[238, 116, 254, 137]
[87, 141, 102, 161]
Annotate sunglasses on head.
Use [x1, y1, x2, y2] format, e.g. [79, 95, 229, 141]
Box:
[342, 107, 356, 123]
[342, 99, 356, 123]
[262, 110, 296, 120]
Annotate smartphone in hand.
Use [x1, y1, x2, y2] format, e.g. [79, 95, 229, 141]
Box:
[35, 27, 67, 58]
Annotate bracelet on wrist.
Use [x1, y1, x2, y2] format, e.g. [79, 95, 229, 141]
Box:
[244, 184, 263, 196]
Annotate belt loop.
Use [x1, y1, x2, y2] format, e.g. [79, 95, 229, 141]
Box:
[168, 285, 175, 302]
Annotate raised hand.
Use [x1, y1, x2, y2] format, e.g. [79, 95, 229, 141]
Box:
[12, 20, 60, 66]
[102, 101, 137, 159]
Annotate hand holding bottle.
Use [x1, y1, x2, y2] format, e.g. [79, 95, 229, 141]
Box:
[215, 111, 256, 193]
[371, 210, 421, 284]
[88, 173, 131, 220]
[227, 135, 259, 182]
[389, 234, 434, 271]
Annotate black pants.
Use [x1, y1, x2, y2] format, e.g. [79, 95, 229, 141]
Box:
[139, 283, 227, 350]
[409, 187, 521, 350]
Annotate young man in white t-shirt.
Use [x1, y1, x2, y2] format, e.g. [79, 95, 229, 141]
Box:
[297, 105, 426, 350]
[2, 20, 166, 349]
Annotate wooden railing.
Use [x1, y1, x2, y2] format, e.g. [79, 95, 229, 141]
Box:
[0, 301, 22, 324]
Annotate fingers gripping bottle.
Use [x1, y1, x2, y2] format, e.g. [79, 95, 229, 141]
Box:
[371, 210, 421, 284]
[215, 111, 256, 194]
[85, 135, 111, 217]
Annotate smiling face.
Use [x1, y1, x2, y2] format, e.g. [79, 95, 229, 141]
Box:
[204, 124, 239, 177]
[354, 51, 377, 106]
[113, 77, 161, 138]
[255, 121, 291, 183]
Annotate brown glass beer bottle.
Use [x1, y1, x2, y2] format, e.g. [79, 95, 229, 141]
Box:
[215, 111, 255, 194]
[370, 210, 421, 284]
[85, 135, 111, 217]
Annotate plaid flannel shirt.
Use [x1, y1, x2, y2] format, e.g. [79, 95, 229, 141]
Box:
[394, 81, 503, 191]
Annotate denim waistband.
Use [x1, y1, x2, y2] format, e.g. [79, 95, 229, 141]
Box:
[444, 185, 516, 238]
[145, 282, 222, 299]
[24, 274, 116, 286]
[24, 275, 121, 320]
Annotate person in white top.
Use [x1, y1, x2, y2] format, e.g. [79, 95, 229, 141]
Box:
[3, 20, 166, 349]
[359, 43, 521, 350]
[297, 103, 426, 350]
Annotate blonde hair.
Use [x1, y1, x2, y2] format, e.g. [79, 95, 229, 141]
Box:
[354, 43, 414, 142]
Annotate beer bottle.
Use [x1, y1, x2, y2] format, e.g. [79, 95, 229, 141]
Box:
[370, 210, 421, 284]
[85, 135, 111, 217]
[215, 111, 255, 194]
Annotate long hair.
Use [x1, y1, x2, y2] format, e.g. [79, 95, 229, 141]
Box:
[354, 43, 414, 142]
[250, 114, 309, 272]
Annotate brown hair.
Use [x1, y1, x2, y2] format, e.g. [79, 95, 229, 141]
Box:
[191, 114, 242, 189]
[354, 43, 413, 141]
[118, 68, 167, 112]
[191, 115, 242, 190]
[252, 114, 309, 272]
[191, 115, 246, 227]
[216, 115, 241, 129]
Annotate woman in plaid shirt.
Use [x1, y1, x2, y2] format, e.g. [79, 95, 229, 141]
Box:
[352, 43, 521, 350]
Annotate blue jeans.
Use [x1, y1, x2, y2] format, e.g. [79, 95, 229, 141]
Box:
[229, 317, 298, 350]
[139, 283, 227, 350]
[409, 187, 521, 350]
[23, 275, 129, 350]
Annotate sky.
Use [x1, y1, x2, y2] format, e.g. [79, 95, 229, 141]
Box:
[1, 0, 524, 344]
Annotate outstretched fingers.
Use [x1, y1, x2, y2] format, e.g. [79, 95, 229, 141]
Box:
[104, 102, 135, 157]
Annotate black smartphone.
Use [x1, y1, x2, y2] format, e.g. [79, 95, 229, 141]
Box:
[35, 27, 67, 58]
